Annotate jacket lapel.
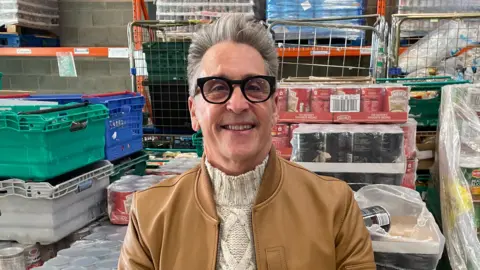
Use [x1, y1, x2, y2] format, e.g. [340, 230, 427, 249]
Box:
[195, 156, 218, 221]
[255, 147, 283, 206]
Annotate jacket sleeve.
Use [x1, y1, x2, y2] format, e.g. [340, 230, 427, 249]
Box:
[118, 194, 155, 270]
[335, 185, 376, 270]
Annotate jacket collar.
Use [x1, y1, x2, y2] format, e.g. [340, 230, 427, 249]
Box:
[195, 147, 282, 221]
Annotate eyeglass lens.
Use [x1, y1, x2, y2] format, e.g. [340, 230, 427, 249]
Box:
[203, 77, 271, 103]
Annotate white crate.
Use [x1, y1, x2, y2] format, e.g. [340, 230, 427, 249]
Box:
[0, 161, 112, 245]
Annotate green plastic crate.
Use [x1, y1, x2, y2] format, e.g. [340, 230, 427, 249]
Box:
[377, 77, 470, 128]
[143, 42, 190, 83]
[110, 151, 149, 183]
[192, 130, 203, 157]
[0, 103, 108, 181]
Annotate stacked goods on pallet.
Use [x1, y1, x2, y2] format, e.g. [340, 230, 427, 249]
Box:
[397, 19, 480, 78]
[290, 124, 407, 191]
[155, 0, 253, 31]
[400, 119, 418, 189]
[273, 82, 410, 158]
[356, 185, 445, 270]
[0, 0, 59, 30]
[438, 84, 480, 268]
[277, 83, 409, 124]
[267, 0, 365, 41]
[377, 77, 469, 128]
[0, 217, 126, 269]
[397, 0, 479, 36]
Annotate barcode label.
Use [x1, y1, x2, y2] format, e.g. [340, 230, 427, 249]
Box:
[376, 213, 390, 226]
[330, 94, 360, 112]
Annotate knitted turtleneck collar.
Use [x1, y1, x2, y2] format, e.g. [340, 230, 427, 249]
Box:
[205, 156, 269, 207]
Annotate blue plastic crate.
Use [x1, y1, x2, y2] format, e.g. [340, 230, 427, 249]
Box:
[83, 92, 145, 161]
[0, 34, 60, 48]
[25, 94, 83, 105]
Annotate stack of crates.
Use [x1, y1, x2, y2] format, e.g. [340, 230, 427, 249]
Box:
[0, 91, 149, 246]
[0, 92, 148, 179]
[0, 101, 113, 245]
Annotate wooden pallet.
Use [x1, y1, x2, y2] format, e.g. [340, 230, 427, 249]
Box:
[0, 24, 57, 38]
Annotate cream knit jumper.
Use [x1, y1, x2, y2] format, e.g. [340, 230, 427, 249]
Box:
[205, 157, 269, 270]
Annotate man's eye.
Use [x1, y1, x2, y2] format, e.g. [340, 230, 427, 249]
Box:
[247, 84, 262, 91]
[211, 84, 228, 91]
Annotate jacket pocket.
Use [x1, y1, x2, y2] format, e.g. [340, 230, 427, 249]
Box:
[344, 262, 377, 270]
[265, 247, 288, 270]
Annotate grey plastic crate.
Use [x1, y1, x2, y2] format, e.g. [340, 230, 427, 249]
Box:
[0, 160, 113, 245]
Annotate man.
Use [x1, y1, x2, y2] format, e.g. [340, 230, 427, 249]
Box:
[119, 14, 375, 270]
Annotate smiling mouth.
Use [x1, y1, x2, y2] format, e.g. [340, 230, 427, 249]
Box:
[221, 124, 255, 131]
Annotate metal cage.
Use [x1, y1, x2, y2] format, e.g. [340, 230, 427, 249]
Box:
[389, 13, 480, 80]
[128, 20, 209, 135]
[268, 14, 389, 81]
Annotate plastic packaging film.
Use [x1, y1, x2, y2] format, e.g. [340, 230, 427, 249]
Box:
[438, 83, 480, 269]
[355, 185, 445, 270]
[290, 124, 407, 190]
[398, 20, 480, 74]
[0, 0, 59, 29]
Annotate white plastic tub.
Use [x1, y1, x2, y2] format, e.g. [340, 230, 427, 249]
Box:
[0, 160, 112, 245]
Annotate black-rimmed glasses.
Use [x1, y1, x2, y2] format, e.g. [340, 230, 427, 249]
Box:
[196, 76, 276, 104]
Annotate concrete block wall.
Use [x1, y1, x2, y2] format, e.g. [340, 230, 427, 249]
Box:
[1, 57, 131, 93]
[1, 0, 134, 93]
[59, 1, 133, 47]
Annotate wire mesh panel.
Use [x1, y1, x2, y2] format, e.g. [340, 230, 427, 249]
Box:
[389, 13, 480, 81]
[128, 20, 208, 135]
[269, 15, 388, 81]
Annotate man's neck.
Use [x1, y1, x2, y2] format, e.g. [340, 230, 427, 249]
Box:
[205, 149, 270, 176]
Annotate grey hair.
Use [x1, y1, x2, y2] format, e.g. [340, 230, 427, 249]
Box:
[187, 14, 278, 96]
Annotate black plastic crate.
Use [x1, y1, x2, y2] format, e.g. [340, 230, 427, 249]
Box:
[148, 82, 194, 135]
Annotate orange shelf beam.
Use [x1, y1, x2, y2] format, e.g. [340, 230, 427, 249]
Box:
[0, 47, 128, 57]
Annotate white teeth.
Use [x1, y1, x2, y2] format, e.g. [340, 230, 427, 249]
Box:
[225, 125, 253, 131]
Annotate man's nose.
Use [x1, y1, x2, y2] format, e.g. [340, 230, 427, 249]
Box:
[226, 85, 249, 113]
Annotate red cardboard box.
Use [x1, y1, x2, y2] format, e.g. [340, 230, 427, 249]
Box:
[272, 137, 291, 149]
[330, 87, 361, 113]
[361, 86, 384, 112]
[333, 112, 408, 123]
[279, 112, 333, 123]
[402, 159, 418, 189]
[277, 87, 288, 112]
[384, 86, 409, 113]
[400, 119, 417, 159]
[311, 87, 333, 113]
[289, 123, 300, 139]
[288, 87, 311, 112]
[276, 147, 292, 159]
[272, 124, 290, 137]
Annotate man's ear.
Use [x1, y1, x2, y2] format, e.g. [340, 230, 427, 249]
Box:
[188, 96, 200, 132]
[272, 92, 279, 125]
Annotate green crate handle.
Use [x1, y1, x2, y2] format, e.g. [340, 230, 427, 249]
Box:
[0, 104, 108, 132]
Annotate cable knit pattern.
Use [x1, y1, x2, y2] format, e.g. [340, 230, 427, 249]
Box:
[205, 157, 269, 270]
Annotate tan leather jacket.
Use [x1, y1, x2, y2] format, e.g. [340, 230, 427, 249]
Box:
[118, 148, 376, 270]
